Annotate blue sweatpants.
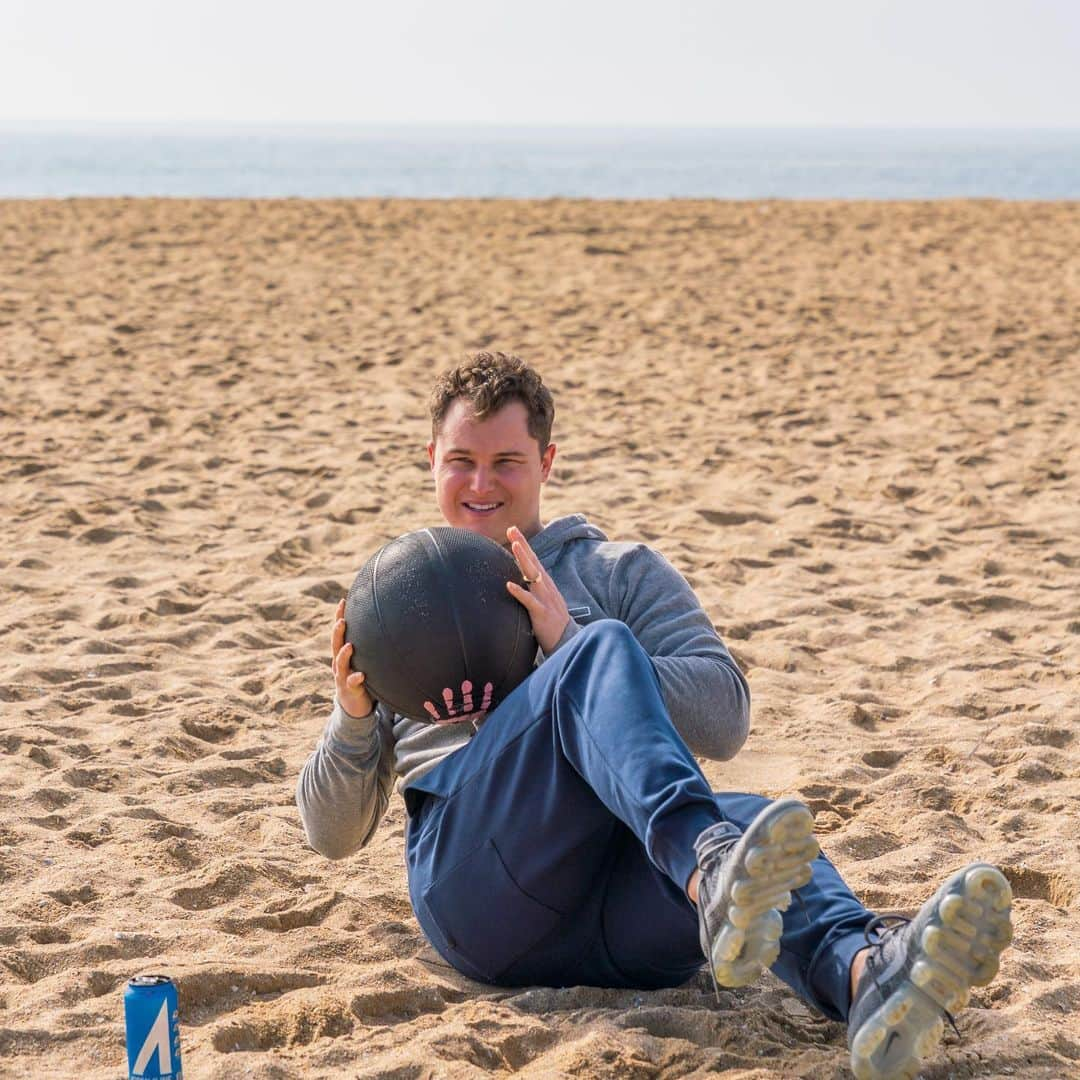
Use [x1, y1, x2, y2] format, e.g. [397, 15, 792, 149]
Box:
[403, 620, 871, 1021]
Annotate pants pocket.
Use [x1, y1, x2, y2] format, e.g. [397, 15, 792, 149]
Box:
[421, 837, 563, 983]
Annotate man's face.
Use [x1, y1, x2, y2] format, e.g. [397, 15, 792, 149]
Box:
[427, 398, 556, 545]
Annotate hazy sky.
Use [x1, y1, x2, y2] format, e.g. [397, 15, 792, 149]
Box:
[2, 0, 1078, 129]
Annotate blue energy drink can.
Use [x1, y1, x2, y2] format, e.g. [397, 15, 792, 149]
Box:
[124, 975, 183, 1080]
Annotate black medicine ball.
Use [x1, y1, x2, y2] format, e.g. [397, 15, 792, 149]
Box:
[344, 527, 537, 722]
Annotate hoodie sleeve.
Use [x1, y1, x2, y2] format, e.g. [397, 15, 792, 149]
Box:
[612, 544, 750, 761]
[296, 698, 396, 859]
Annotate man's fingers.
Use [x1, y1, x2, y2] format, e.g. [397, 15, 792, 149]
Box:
[512, 549, 543, 587]
[510, 537, 539, 574]
[332, 599, 347, 651]
[506, 580, 536, 606]
[346, 671, 366, 689]
[334, 642, 353, 680]
[507, 528, 542, 577]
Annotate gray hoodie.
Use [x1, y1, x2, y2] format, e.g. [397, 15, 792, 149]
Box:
[296, 514, 750, 859]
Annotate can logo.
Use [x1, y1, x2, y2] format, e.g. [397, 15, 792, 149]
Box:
[132, 999, 173, 1075]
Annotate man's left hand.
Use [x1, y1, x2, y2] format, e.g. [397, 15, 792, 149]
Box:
[505, 525, 571, 654]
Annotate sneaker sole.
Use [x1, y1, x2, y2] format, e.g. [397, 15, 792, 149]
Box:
[849, 863, 1013, 1080]
[709, 798, 820, 987]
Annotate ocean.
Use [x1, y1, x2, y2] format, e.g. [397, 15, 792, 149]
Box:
[2, 127, 1078, 200]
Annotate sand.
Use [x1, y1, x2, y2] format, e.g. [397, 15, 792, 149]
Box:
[0, 197, 1077, 1079]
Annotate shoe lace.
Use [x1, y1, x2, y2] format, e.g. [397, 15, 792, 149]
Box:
[694, 821, 742, 871]
[861, 914, 962, 1041]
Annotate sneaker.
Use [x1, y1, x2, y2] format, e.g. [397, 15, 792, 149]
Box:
[694, 798, 819, 990]
[847, 863, 1013, 1080]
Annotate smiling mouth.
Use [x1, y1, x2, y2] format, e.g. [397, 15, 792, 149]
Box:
[463, 502, 503, 514]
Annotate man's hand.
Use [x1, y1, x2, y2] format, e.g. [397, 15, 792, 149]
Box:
[505, 525, 571, 654]
[332, 598, 375, 718]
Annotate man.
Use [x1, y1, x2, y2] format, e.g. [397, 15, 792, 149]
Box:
[298, 352, 1012, 1080]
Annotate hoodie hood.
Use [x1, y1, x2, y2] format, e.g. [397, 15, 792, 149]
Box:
[529, 514, 608, 560]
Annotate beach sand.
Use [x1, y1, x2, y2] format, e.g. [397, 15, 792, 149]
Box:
[0, 198, 1077, 1078]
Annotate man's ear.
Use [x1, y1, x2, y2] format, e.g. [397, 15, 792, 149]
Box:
[426, 441, 436, 471]
[540, 442, 556, 482]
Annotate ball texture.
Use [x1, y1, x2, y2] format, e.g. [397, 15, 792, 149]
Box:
[344, 527, 537, 722]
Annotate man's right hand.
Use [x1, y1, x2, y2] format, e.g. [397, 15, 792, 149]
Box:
[332, 598, 375, 718]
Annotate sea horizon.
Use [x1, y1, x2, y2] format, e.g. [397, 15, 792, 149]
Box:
[2, 125, 1079, 200]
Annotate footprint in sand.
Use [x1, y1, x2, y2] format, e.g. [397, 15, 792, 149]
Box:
[106, 575, 142, 589]
[302, 579, 347, 602]
[109, 702, 149, 717]
[170, 967, 325, 1017]
[169, 864, 262, 911]
[44, 883, 97, 907]
[78, 526, 124, 544]
[832, 828, 905, 862]
[1020, 723, 1073, 749]
[211, 991, 354, 1052]
[30, 787, 76, 811]
[255, 600, 303, 622]
[27, 926, 71, 945]
[180, 711, 241, 743]
[861, 748, 906, 769]
[614, 1004, 733, 1047]
[153, 595, 205, 616]
[216, 891, 340, 936]
[64, 821, 113, 848]
[262, 535, 314, 573]
[27, 746, 58, 768]
[143, 818, 201, 842]
[3, 930, 159, 985]
[165, 757, 286, 795]
[27, 813, 70, 831]
[81, 639, 125, 655]
[350, 983, 462, 1025]
[54, 970, 120, 1006]
[797, 781, 867, 831]
[1001, 865, 1077, 908]
[61, 766, 120, 792]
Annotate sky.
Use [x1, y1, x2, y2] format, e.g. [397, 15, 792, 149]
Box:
[2, 0, 1078, 130]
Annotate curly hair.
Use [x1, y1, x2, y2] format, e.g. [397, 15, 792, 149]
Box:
[429, 352, 555, 452]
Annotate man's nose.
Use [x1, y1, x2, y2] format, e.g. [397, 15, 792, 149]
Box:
[469, 466, 493, 494]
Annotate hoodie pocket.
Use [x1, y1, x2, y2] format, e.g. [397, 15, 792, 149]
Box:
[422, 837, 563, 983]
